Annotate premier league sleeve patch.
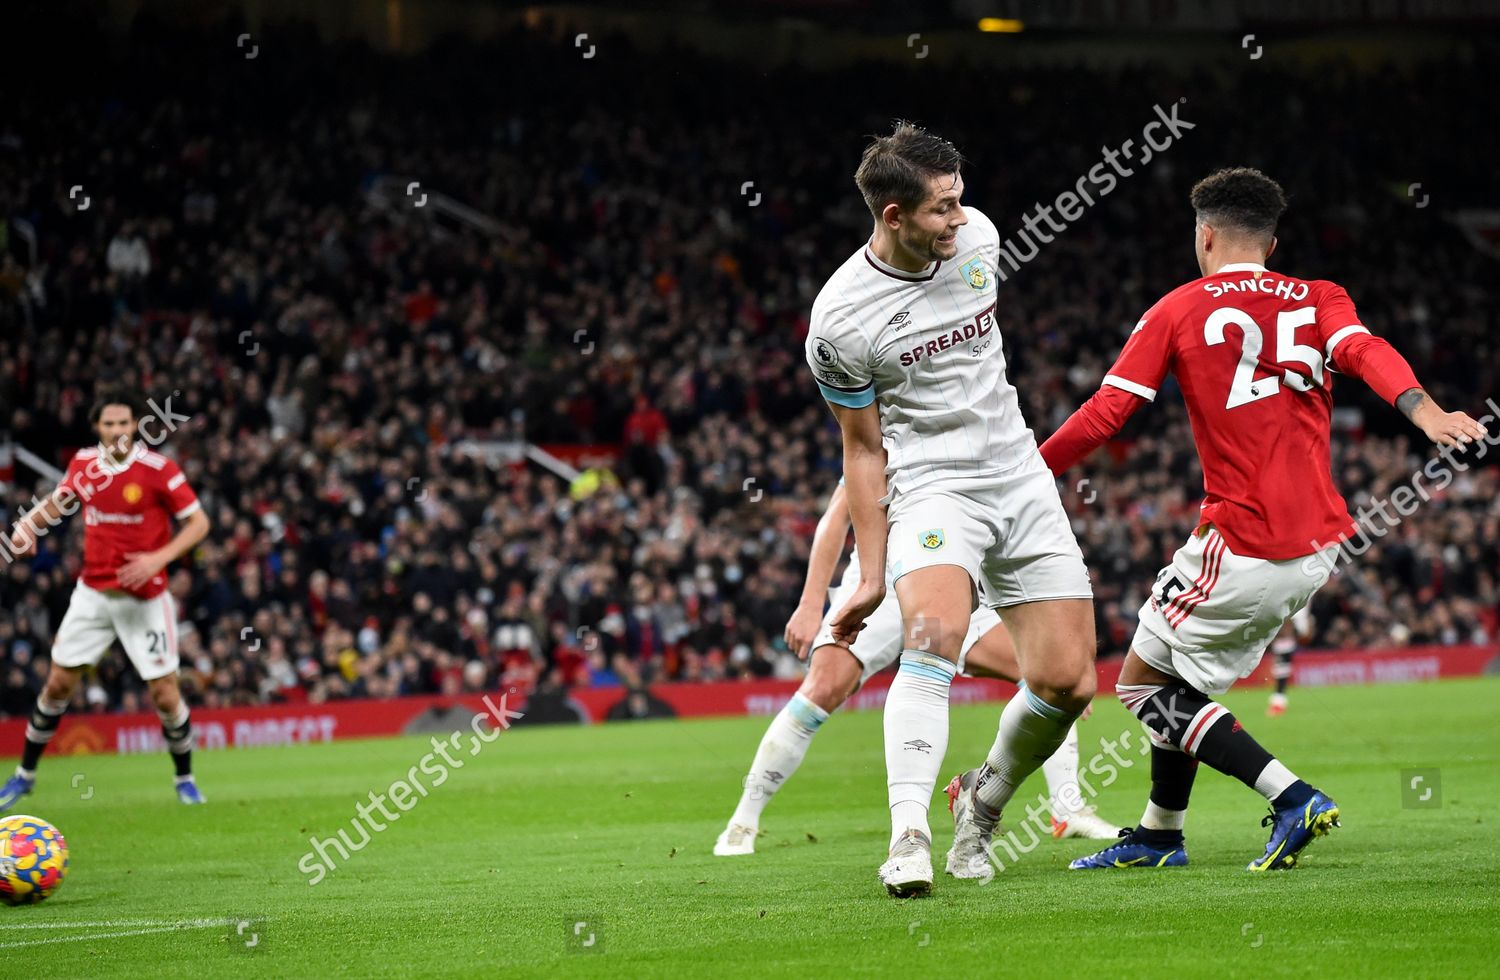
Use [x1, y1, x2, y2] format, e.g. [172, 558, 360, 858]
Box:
[807, 325, 874, 408]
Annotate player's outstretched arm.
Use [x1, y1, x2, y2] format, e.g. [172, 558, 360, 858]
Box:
[1040, 306, 1167, 476]
[118, 508, 211, 589]
[1037, 385, 1147, 476]
[1327, 327, 1487, 447]
[784, 483, 853, 660]
[1394, 388, 1488, 448]
[826, 402, 888, 645]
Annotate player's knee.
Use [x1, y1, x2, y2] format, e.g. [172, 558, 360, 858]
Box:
[1116, 680, 1215, 751]
[43, 667, 79, 703]
[147, 677, 181, 712]
[1024, 648, 1097, 712]
[800, 646, 860, 712]
[1071, 667, 1098, 705]
[1027, 673, 1094, 714]
[903, 612, 968, 661]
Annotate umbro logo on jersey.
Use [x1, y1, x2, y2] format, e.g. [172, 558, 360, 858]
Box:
[903, 739, 933, 754]
[764, 770, 786, 783]
[888, 311, 911, 330]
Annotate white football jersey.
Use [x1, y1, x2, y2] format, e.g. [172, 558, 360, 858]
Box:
[805, 207, 1037, 494]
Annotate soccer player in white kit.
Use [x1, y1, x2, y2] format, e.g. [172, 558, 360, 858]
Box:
[807, 123, 1099, 895]
[713, 480, 1119, 856]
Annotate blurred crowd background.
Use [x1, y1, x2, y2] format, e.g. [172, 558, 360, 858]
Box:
[2, 14, 1498, 716]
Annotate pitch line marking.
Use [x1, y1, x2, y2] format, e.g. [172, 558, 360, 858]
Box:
[0, 917, 254, 949]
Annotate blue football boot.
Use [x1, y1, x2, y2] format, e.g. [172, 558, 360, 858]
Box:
[1069, 827, 1188, 869]
[0, 772, 34, 814]
[175, 776, 207, 805]
[1247, 789, 1339, 871]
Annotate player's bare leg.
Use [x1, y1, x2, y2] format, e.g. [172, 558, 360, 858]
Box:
[1076, 649, 1337, 871]
[954, 622, 1018, 681]
[879, 563, 971, 896]
[0, 664, 83, 813]
[716, 644, 860, 855]
[954, 623, 1120, 840]
[147, 673, 203, 804]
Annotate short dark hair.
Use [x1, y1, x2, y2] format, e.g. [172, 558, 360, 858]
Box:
[854, 121, 965, 219]
[1190, 167, 1287, 242]
[89, 386, 144, 424]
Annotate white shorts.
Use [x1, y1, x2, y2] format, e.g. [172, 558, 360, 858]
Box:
[812, 556, 1002, 682]
[50, 582, 181, 681]
[885, 455, 1092, 607]
[1132, 526, 1332, 695]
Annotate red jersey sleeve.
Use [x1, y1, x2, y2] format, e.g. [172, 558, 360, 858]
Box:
[55, 451, 91, 503]
[1039, 384, 1146, 475]
[1314, 283, 1420, 405]
[1100, 307, 1173, 403]
[52, 453, 102, 513]
[1310, 283, 1367, 357]
[159, 460, 202, 520]
[1039, 306, 1167, 474]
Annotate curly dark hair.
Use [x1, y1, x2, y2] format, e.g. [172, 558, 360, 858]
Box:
[1189, 167, 1287, 240]
[88, 385, 145, 424]
[854, 120, 966, 219]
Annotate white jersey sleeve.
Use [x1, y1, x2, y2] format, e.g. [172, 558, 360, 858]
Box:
[806, 306, 875, 409]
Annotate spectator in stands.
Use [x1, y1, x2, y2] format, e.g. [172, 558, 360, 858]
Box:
[0, 22, 1495, 715]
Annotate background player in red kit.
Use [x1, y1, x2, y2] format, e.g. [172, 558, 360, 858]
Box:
[0, 388, 212, 810]
[1032, 168, 1486, 871]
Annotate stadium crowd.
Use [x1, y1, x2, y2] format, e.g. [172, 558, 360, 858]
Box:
[2, 20, 1497, 715]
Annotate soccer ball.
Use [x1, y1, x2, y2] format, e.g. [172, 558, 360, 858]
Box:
[0, 814, 69, 905]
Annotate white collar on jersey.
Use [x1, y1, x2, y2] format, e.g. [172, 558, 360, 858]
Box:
[94, 441, 145, 475]
[1216, 262, 1268, 273]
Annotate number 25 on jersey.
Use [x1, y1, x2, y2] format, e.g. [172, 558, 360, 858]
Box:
[1204, 306, 1324, 410]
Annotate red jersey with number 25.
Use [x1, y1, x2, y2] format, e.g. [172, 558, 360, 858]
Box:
[58, 443, 201, 599]
[1072, 262, 1416, 560]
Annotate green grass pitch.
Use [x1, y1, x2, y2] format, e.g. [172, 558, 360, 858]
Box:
[4, 677, 1497, 977]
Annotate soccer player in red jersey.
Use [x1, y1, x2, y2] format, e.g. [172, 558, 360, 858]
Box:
[1047, 168, 1486, 871]
[1, 388, 212, 810]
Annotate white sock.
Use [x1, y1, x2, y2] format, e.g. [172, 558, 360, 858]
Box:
[1140, 800, 1186, 831]
[728, 693, 828, 829]
[886, 651, 955, 847]
[1041, 723, 1084, 821]
[1253, 759, 1298, 801]
[975, 683, 1081, 820]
